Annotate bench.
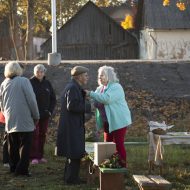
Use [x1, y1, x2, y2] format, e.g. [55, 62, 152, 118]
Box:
[133, 175, 172, 190]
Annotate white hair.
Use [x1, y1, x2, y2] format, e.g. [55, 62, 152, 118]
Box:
[4, 61, 23, 78]
[98, 65, 119, 85]
[34, 64, 47, 75]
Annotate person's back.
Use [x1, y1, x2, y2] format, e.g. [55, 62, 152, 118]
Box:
[1, 76, 38, 133]
[0, 61, 39, 177]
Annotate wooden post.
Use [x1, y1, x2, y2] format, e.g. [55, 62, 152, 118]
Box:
[98, 168, 127, 190]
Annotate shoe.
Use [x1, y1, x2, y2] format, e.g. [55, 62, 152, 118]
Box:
[26, 172, 32, 177]
[3, 163, 9, 168]
[39, 158, 47, 163]
[76, 179, 86, 185]
[65, 179, 86, 185]
[31, 159, 39, 165]
[15, 172, 32, 177]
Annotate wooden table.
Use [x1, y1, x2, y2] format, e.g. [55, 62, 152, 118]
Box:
[148, 132, 190, 174]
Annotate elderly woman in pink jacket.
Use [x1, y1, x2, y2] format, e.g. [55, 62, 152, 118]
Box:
[86, 66, 132, 167]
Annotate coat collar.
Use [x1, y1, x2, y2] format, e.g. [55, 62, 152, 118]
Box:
[71, 79, 83, 90]
[98, 82, 115, 92]
[31, 76, 46, 82]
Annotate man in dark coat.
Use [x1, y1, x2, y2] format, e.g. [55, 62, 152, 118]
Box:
[56, 66, 90, 185]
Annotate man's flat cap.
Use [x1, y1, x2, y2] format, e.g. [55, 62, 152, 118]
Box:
[71, 66, 89, 76]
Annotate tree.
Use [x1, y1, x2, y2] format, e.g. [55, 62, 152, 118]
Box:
[25, 0, 34, 60]
[0, 0, 123, 60]
[8, 0, 25, 60]
[94, 0, 122, 7]
[0, 0, 51, 60]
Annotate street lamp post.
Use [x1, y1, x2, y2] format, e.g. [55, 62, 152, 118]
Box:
[48, 0, 61, 65]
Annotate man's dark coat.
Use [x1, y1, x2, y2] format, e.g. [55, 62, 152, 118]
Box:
[56, 79, 90, 159]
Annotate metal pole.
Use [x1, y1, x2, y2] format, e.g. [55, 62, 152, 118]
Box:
[48, 0, 61, 65]
[51, 0, 57, 53]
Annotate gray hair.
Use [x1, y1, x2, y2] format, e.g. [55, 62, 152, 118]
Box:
[34, 64, 47, 75]
[4, 61, 23, 78]
[98, 65, 119, 85]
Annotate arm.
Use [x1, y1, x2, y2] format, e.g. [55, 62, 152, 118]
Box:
[48, 81, 57, 114]
[22, 78, 40, 120]
[66, 86, 85, 113]
[85, 99, 91, 113]
[0, 85, 3, 112]
[90, 83, 122, 105]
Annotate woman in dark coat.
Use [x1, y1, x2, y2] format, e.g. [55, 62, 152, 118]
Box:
[30, 64, 56, 164]
[56, 66, 90, 185]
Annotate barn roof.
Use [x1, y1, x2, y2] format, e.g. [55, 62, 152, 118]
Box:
[59, 1, 136, 34]
[41, 1, 137, 48]
[142, 0, 190, 29]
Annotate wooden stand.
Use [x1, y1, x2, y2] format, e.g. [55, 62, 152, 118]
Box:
[148, 160, 163, 175]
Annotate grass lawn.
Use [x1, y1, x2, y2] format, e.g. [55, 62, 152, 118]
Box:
[0, 143, 190, 190]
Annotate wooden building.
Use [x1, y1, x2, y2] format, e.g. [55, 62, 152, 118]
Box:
[139, 0, 190, 59]
[41, 1, 138, 60]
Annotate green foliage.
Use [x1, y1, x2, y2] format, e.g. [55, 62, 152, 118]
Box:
[100, 153, 123, 168]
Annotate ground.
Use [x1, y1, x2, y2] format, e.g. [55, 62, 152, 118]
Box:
[0, 143, 190, 189]
[0, 61, 190, 189]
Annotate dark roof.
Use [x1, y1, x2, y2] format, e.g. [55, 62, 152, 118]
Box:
[142, 0, 190, 29]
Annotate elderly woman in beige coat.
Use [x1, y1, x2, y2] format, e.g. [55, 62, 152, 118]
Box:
[0, 61, 39, 177]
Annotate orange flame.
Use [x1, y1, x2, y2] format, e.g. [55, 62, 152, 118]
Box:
[121, 15, 134, 30]
[176, 2, 186, 11]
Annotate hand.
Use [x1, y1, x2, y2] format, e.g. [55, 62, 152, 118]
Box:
[41, 110, 51, 119]
[33, 119, 39, 125]
[45, 110, 51, 116]
[85, 90, 90, 97]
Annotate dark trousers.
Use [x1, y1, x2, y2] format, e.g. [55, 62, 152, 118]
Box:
[64, 158, 81, 184]
[3, 132, 9, 163]
[30, 119, 49, 159]
[8, 132, 33, 175]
